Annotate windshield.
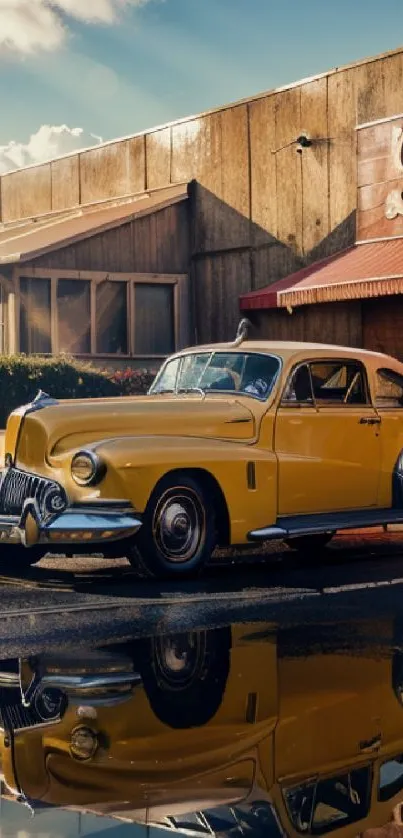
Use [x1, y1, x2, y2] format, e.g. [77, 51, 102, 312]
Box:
[149, 351, 281, 401]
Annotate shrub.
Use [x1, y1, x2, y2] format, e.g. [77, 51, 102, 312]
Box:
[0, 355, 118, 428]
[108, 367, 157, 396]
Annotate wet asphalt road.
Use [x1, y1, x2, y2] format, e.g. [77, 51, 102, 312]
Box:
[2, 530, 403, 656]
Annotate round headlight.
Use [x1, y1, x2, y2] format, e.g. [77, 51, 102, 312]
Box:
[70, 725, 98, 761]
[71, 451, 105, 486]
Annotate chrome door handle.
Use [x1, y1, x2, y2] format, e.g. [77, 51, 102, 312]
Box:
[359, 416, 381, 425]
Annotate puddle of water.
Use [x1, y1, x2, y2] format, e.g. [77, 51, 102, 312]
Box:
[1, 611, 403, 836]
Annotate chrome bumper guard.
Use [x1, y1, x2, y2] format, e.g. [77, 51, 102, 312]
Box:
[0, 499, 142, 548]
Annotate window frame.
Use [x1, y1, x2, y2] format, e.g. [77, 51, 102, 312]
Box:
[282, 763, 373, 836]
[14, 268, 187, 359]
[280, 357, 372, 409]
[374, 367, 403, 410]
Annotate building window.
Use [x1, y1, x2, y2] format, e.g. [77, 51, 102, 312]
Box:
[16, 272, 183, 358]
[135, 284, 175, 355]
[20, 277, 51, 354]
[96, 280, 128, 355]
[57, 279, 91, 354]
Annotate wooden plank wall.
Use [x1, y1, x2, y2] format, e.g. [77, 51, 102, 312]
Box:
[29, 202, 189, 275]
[252, 301, 363, 348]
[3, 49, 403, 340]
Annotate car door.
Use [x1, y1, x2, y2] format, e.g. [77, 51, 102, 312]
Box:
[370, 365, 403, 509]
[275, 358, 382, 515]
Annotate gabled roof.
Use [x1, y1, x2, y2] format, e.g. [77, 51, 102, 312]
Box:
[0, 184, 188, 264]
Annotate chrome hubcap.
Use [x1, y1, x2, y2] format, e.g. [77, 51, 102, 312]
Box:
[154, 491, 204, 563]
[154, 632, 206, 689]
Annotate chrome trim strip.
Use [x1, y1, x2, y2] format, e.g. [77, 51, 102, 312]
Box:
[248, 526, 288, 541]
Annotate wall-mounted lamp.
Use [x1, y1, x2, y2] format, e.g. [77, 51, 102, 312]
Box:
[295, 133, 313, 153]
[272, 131, 332, 155]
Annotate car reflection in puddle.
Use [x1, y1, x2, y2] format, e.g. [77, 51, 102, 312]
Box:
[1, 619, 403, 836]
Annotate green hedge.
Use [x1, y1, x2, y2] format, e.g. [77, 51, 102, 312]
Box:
[0, 356, 160, 428]
[0, 355, 114, 428]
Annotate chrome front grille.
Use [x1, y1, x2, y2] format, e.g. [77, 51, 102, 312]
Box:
[0, 688, 41, 731]
[0, 468, 67, 519]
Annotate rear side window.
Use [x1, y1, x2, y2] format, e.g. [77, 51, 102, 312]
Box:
[310, 361, 368, 405]
[375, 368, 403, 408]
[282, 360, 368, 406]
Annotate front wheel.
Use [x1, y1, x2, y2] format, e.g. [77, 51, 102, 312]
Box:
[285, 532, 335, 553]
[128, 474, 216, 579]
[136, 627, 231, 728]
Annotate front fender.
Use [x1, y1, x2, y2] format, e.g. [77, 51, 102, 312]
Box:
[95, 436, 278, 545]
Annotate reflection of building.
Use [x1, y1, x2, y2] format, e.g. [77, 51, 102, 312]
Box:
[3, 47, 403, 363]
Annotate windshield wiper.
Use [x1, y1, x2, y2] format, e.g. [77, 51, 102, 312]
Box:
[177, 387, 205, 397]
[149, 388, 175, 395]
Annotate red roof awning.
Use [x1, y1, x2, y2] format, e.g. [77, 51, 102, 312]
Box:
[240, 239, 403, 310]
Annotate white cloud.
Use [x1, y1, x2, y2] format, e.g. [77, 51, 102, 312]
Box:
[0, 0, 151, 54]
[0, 124, 103, 173]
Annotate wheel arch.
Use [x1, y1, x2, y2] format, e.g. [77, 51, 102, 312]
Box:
[147, 467, 231, 547]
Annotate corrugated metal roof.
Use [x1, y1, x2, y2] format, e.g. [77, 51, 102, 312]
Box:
[240, 239, 403, 310]
[0, 184, 188, 264]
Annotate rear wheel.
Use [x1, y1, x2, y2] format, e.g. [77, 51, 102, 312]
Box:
[285, 532, 335, 553]
[128, 474, 216, 579]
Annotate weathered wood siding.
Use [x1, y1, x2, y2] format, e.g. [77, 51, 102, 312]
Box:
[2, 48, 403, 340]
[251, 302, 363, 349]
[362, 295, 403, 359]
[28, 202, 189, 275]
[251, 296, 403, 362]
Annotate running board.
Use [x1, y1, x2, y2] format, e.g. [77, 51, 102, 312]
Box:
[248, 508, 403, 542]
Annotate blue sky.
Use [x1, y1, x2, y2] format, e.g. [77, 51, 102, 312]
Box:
[0, 0, 402, 170]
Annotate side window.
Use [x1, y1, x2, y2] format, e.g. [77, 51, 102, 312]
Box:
[282, 364, 314, 405]
[310, 361, 368, 406]
[375, 368, 403, 408]
[378, 755, 403, 801]
[283, 766, 371, 835]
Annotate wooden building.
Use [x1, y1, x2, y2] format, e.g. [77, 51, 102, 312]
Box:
[2, 45, 403, 363]
[240, 113, 403, 358]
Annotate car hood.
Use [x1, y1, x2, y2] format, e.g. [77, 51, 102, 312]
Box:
[9, 395, 256, 462]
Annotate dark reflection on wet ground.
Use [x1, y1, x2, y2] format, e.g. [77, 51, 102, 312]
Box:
[2, 608, 403, 835]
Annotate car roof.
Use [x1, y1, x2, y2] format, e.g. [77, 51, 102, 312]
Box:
[175, 340, 397, 366]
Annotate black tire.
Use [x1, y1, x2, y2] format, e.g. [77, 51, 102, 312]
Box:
[137, 627, 231, 729]
[285, 532, 335, 553]
[128, 474, 216, 579]
[0, 546, 47, 571]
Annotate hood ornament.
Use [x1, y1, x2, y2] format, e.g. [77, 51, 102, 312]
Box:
[33, 390, 51, 403]
[26, 390, 59, 414]
[230, 318, 252, 348]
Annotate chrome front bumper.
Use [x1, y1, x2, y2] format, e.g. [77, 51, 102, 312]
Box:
[0, 501, 142, 547]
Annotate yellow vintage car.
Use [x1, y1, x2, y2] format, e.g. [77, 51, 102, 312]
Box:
[2, 318, 403, 578]
[2, 620, 403, 836]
